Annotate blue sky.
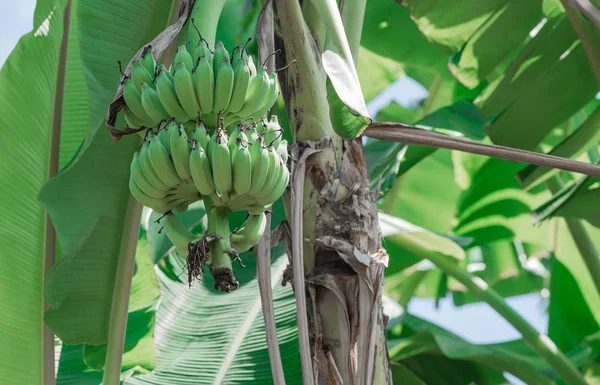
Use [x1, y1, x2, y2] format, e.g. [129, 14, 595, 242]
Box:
[0, 1, 548, 348]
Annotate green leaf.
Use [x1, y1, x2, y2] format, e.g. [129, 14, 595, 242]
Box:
[0, 0, 68, 382]
[447, 1, 546, 89]
[41, 0, 173, 345]
[416, 100, 487, 140]
[357, 47, 404, 103]
[553, 187, 600, 227]
[125, 245, 303, 385]
[532, 174, 597, 224]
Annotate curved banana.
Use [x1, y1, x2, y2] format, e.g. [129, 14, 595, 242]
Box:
[130, 152, 167, 198]
[141, 82, 170, 122]
[163, 213, 198, 256]
[193, 40, 213, 67]
[212, 41, 230, 78]
[139, 143, 170, 191]
[194, 56, 214, 114]
[122, 78, 157, 125]
[256, 163, 289, 206]
[227, 125, 243, 151]
[211, 131, 232, 196]
[123, 106, 148, 129]
[249, 143, 272, 196]
[247, 55, 257, 77]
[155, 69, 190, 122]
[228, 57, 251, 114]
[276, 139, 288, 163]
[159, 120, 177, 150]
[140, 48, 157, 77]
[173, 62, 200, 119]
[131, 62, 154, 93]
[230, 213, 267, 252]
[170, 122, 192, 181]
[251, 73, 279, 120]
[189, 144, 215, 196]
[232, 144, 252, 196]
[255, 149, 281, 200]
[148, 135, 181, 187]
[129, 177, 170, 214]
[236, 67, 270, 118]
[213, 57, 234, 113]
[173, 45, 194, 72]
[192, 120, 210, 151]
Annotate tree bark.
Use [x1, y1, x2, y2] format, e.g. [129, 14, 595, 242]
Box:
[273, 1, 391, 383]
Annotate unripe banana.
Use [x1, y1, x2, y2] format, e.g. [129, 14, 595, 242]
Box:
[230, 213, 267, 252]
[252, 73, 279, 120]
[164, 213, 198, 256]
[276, 139, 288, 163]
[148, 135, 182, 187]
[122, 78, 157, 125]
[155, 69, 191, 122]
[192, 120, 210, 151]
[248, 141, 271, 196]
[139, 143, 170, 191]
[129, 177, 170, 214]
[194, 56, 214, 114]
[173, 45, 194, 72]
[141, 82, 170, 122]
[247, 204, 268, 216]
[228, 57, 251, 114]
[140, 48, 157, 78]
[123, 106, 148, 128]
[236, 67, 270, 118]
[189, 144, 215, 196]
[255, 149, 281, 199]
[213, 57, 234, 113]
[232, 144, 252, 196]
[193, 40, 213, 67]
[131, 62, 155, 93]
[256, 163, 289, 206]
[170, 122, 192, 181]
[211, 131, 233, 196]
[227, 125, 243, 151]
[173, 62, 201, 119]
[159, 120, 178, 150]
[130, 152, 168, 198]
[212, 41, 230, 79]
[247, 55, 257, 77]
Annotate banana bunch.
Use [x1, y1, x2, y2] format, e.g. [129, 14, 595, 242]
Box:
[128, 120, 200, 214]
[121, 42, 280, 132]
[148, 116, 288, 292]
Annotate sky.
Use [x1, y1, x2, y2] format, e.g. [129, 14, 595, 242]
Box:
[0, 1, 549, 348]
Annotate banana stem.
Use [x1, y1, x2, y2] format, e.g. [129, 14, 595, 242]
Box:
[206, 204, 239, 292]
[186, 0, 227, 51]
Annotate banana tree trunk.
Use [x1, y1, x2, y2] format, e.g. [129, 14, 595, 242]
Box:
[271, 1, 391, 383]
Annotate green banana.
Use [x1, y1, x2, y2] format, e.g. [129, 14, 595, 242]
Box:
[139, 143, 170, 191]
[148, 134, 181, 187]
[173, 45, 194, 72]
[129, 177, 170, 214]
[194, 55, 214, 114]
[122, 78, 157, 125]
[141, 82, 170, 122]
[192, 120, 210, 151]
[231, 144, 252, 196]
[211, 130, 233, 196]
[170, 122, 192, 181]
[230, 213, 267, 252]
[155, 69, 191, 122]
[213, 57, 234, 113]
[173, 62, 201, 119]
[123, 106, 148, 128]
[140, 48, 157, 77]
[212, 41, 230, 79]
[255, 149, 281, 199]
[248, 141, 271, 196]
[193, 40, 212, 67]
[189, 144, 215, 196]
[227, 125, 243, 151]
[246, 204, 268, 216]
[256, 162, 289, 206]
[252, 73, 280, 120]
[228, 57, 251, 114]
[163, 213, 198, 255]
[131, 61, 154, 93]
[247, 55, 257, 77]
[130, 151, 167, 198]
[276, 139, 288, 163]
[236, 67, 270, 118]
[159, 120, 177, 150]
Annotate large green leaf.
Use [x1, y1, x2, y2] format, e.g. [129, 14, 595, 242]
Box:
[126, 244, 303, 385]
[0, 0, 68, 382]
[357, 47, 404, 103]
[40, 0, 173, 345]
[532, 174, 597, 224]
[56, 237, 159, 383]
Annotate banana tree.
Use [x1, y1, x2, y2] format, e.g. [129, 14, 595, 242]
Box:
[2, 0, 600, 384]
